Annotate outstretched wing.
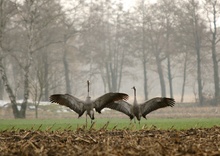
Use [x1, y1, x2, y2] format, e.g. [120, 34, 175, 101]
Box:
[106, 101, 134, 120]
[94, 92, 129, 113]
[140, 97, 175, 118]
[50, 94, 85, 117]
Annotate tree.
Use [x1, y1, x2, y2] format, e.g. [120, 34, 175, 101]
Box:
[130, 0, 150, 100]
[79, 0, 130, 92]
[188, 0, 205, 105]
[146, 3, 167, 97]
[0, 0, 64, 118]
[176, 0, 206, 105]
[204, 0, 220, 105]
[0, 0, 24, 118]
[157, 0, 179, 98]
[57, 1, 88, 94]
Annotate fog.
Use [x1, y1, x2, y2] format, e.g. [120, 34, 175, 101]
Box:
[0, 0, 220, 119]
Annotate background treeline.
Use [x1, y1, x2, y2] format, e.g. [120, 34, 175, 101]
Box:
[0, 0, 219, 118]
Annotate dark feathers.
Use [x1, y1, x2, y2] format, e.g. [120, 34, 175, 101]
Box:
[50, 94, 85, 117]
[106, 86, 175, 122]
[106, 101, 134, 119]
[50, 92, 129, 119]
[94, 92, 129, 113]
[141, 97, 175, 118]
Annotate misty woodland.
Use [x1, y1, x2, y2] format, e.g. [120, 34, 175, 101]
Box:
[0, 0, 220, 118]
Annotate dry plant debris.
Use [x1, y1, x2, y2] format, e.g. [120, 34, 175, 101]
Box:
[0, 126, 220, 156]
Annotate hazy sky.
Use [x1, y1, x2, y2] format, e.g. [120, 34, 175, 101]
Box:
[121, 0, 136, 10]
[122, 0, 157, 10]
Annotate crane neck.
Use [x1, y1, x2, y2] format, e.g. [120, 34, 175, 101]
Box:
[133, 86, 137, 104]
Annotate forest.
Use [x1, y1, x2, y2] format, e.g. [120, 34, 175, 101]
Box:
[0, 0, 220, 118]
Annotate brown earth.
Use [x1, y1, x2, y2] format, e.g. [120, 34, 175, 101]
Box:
[0, 126, 220, 156]
[0, 104, 220, 155]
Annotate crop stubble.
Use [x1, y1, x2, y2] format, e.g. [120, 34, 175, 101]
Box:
[0, 126, 220, 156]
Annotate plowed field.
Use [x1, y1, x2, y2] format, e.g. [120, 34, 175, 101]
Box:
[0, 126, 220, 156]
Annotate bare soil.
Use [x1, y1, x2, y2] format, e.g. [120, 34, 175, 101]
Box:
[0, 105, 220, 155]
[0, 126, 220, 156]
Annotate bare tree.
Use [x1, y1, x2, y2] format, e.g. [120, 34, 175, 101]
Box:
[157, 0, 179, 99]
[0, 0, 64, 118]
[188, 0, 205, 106]
[146, 4, 167, 97]
[79, 1, 129, 92]
[58, 1, 87, 94]
[130, 0, 150, 100]
[0, 0, 24, 118]
[204, 0, 220, 105]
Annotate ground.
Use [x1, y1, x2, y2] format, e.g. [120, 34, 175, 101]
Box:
[0, 104, 220, 155]
[0, 126, 220, 155]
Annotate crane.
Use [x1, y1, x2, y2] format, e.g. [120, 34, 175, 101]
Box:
[50, 80, 129, 125]
[106, 86, 175, 124]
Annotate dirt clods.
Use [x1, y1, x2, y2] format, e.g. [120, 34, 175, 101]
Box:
[0, 126, 220, 156]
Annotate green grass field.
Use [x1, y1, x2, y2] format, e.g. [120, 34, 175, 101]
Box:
[0, 117, 219, 131]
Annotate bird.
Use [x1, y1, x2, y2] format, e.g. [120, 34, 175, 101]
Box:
[106, 86, 175, 124]
[50, 80, 129, 125]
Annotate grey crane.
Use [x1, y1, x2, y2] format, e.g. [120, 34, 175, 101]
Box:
[50, 80, 129, 125]
[106, 86, 175, 124]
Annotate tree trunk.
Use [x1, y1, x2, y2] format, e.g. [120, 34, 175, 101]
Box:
[100, 70, 107, 93]
[0, 58, 21, 118]
[118, 50, 124, 92]
[143, 59, 148, 100]
[0, 79, 3, 99]
[35, 100, 41, 118]
[155, 54, 166, 97]
[35, 105, 38, 118]
[165, 19, 173, 98]
[0, 0, 5, 100]
[106, 62, 112, 92]
[20, 59, 32, 119]
[167, 54, 173, 98]
[194, 22, 203, 106]
[141, 6, 148, 100]
[63, 47, 71, 94]
[211, 41, 219, 105]
[196, 46, 203, 106]
[43, 53, 49, 101]
[110, 62, 117, 92]
[0, 1, 22, 118]
[190, 0, 204, 106]
[210, 3, 220, 105]
[181, 53, 188, 102]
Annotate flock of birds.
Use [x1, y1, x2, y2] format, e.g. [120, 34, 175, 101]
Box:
[50, 81, 175, 125]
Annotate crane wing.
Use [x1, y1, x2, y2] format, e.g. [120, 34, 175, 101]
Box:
[50, 94, 85, 117]
[106, 101, 134, 120]
[140, 97, 175, 118]
[93, 92, 129, 113]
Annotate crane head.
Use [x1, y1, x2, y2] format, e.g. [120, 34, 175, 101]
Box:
[87, 80, 90, 85]
[131, 86, 136, 90]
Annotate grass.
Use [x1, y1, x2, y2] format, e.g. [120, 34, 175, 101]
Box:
[0, 117, 219, 131]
